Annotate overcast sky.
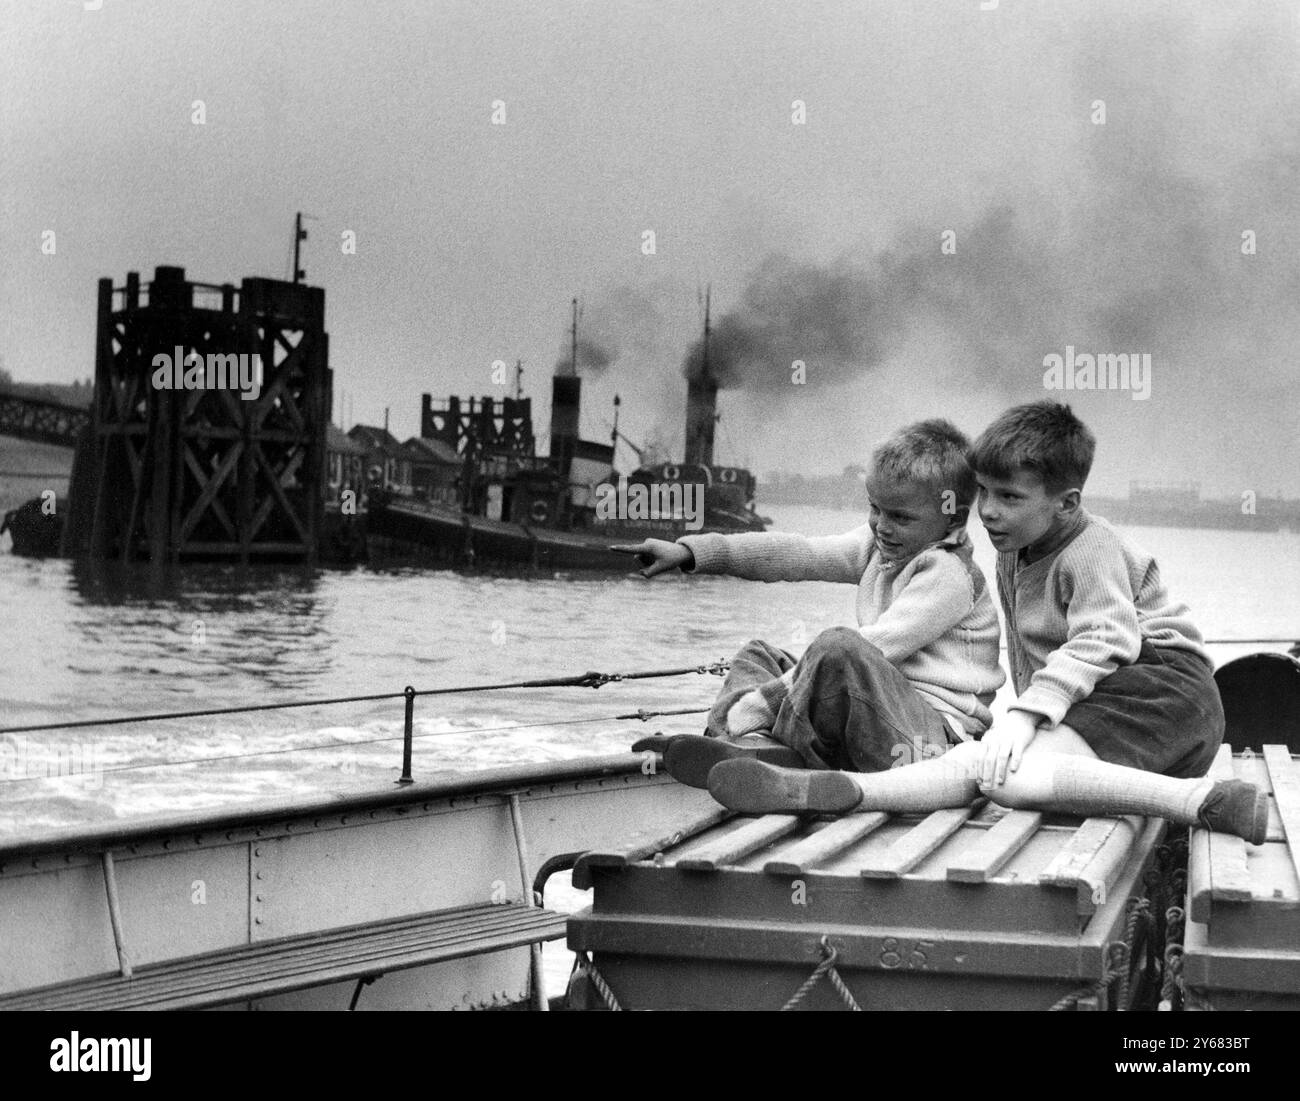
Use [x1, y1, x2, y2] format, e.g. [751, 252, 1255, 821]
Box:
[2, 0, 1297, 497]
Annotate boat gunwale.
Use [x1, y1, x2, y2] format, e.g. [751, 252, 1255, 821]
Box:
[0, 751, 651, 861]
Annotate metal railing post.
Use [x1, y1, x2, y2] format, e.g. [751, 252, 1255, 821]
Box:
[101, 851, 133, 978]
[398, 685, 415, 784]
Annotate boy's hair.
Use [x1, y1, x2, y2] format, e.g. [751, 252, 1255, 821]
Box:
[969, 400, 1095, 494]
[869, 419, 977, 508]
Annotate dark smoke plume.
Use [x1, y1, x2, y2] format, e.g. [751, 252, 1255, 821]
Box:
[681, 4, 1300, 408]
[554, 336, 616, 377]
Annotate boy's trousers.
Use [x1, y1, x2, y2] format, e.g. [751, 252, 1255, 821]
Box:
[705, 626, 960, 773]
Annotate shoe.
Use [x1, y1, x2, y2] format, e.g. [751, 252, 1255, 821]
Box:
[663, 734, 804, 789]
[1196, 779, 1269, 845]
[630, 734, 680, 755]
[706, 758, 863, 815]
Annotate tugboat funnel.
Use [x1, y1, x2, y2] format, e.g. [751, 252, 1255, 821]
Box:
[684, 372, 717, 468]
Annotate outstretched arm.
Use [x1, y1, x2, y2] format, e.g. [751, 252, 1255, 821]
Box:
[674, 524, 875, 584]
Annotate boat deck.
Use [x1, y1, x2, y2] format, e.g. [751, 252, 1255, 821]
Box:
[0, 755, 717, 1011]
[1182, 746, 1300, 1009]
[569, 798, 1169, 1010]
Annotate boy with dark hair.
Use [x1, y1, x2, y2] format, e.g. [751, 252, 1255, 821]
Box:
[614, 418, 1005, 787]
[708, 401, 1267, 847]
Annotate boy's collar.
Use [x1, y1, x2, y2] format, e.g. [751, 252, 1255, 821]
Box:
[938, 525, 970, 549]
[1018, 506, 1090, 565]
[878, 524, 969, 568]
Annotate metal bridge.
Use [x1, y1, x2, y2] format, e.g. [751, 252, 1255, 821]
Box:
[0, 392, 89, 448]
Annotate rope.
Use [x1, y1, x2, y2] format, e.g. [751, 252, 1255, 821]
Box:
[1049, 895, 1148, 1011]
[1112, 897, 1146, 1012]
[999, 638, 1298, 651]
[1162, 904, 1214, 1012]
[1202, 638, 1299, 646]
[577, 952, 622, 1011]
[616, 707, 710, 721]
[781, 937, 862, 1011]
[0, 659, 733, 736]
[1159, 905, 1186, 1011]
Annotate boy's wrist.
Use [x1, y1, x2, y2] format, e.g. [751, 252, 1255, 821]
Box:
[1012, 686, 1070, 728]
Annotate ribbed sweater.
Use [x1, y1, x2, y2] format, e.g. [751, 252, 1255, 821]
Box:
[998, 508, 1212, 727]
[678, 524, 1006, 733]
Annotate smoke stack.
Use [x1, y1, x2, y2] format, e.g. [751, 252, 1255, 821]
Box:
[684, 286, 717, 467]
[550, 375, 580, 474]
[684, 372, 717, 467]
[550, 297, 582, 474]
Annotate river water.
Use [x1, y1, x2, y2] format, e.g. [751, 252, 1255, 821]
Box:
[3, 505, 1297, 997]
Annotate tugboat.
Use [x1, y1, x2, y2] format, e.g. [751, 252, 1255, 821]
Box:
[366, 297, 769, 571]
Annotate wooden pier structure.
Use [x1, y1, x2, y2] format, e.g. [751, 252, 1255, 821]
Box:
[62, 266, 331, 564]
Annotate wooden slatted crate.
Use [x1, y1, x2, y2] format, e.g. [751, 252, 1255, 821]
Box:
[1183, 745, 1300, 1010]
[569, 797, 1167, 1011]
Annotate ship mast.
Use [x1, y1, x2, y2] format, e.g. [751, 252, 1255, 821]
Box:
[611, 393, 621, 476]
[570, 297, 579, 376]
[684, 286, 719, 468]
[702, 285, 711, 377]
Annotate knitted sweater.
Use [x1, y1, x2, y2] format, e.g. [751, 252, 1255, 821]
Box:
[999, 508, 1212, 727]
[678, 524, 1006, 733]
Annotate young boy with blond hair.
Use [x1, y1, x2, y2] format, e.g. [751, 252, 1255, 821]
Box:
[708, 401, 1267, 846]
[614, 419, 1005, 786]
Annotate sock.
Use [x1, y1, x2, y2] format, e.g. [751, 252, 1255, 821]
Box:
[726, 669, 795, 736]
[846, 751, 981, 813]
[1046, 756, 1214, 824]
[725, 690, 773, 736]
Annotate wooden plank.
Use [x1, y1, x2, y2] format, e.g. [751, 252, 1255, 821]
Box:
[947, 810, 1042, 883]
[1188, 826, 1213, 924]
[858, 804, 980, 880]
[1263, 745, 1300, 888]
[1073, 815, 1147, 915]
[1039, 817, 1127, 886]
[1210, 743, 1235, 781]
[0, 902, 566, 1012]
[1187, 749, 1253, 920]
[763, 812, 888, 876]
[1208, 833, 1253, 904]
[674, 814, 803, 871]
[572, 804, 731, 888]
[1201, 744, 1252, 904]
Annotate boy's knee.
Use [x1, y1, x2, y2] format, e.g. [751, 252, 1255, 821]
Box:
[807, 626, 881, 664]
[981, 780, 1035, 810]
[938, 739, 986, 780]
[944, 739, 981, 767]
[733, 638, 792, 668]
